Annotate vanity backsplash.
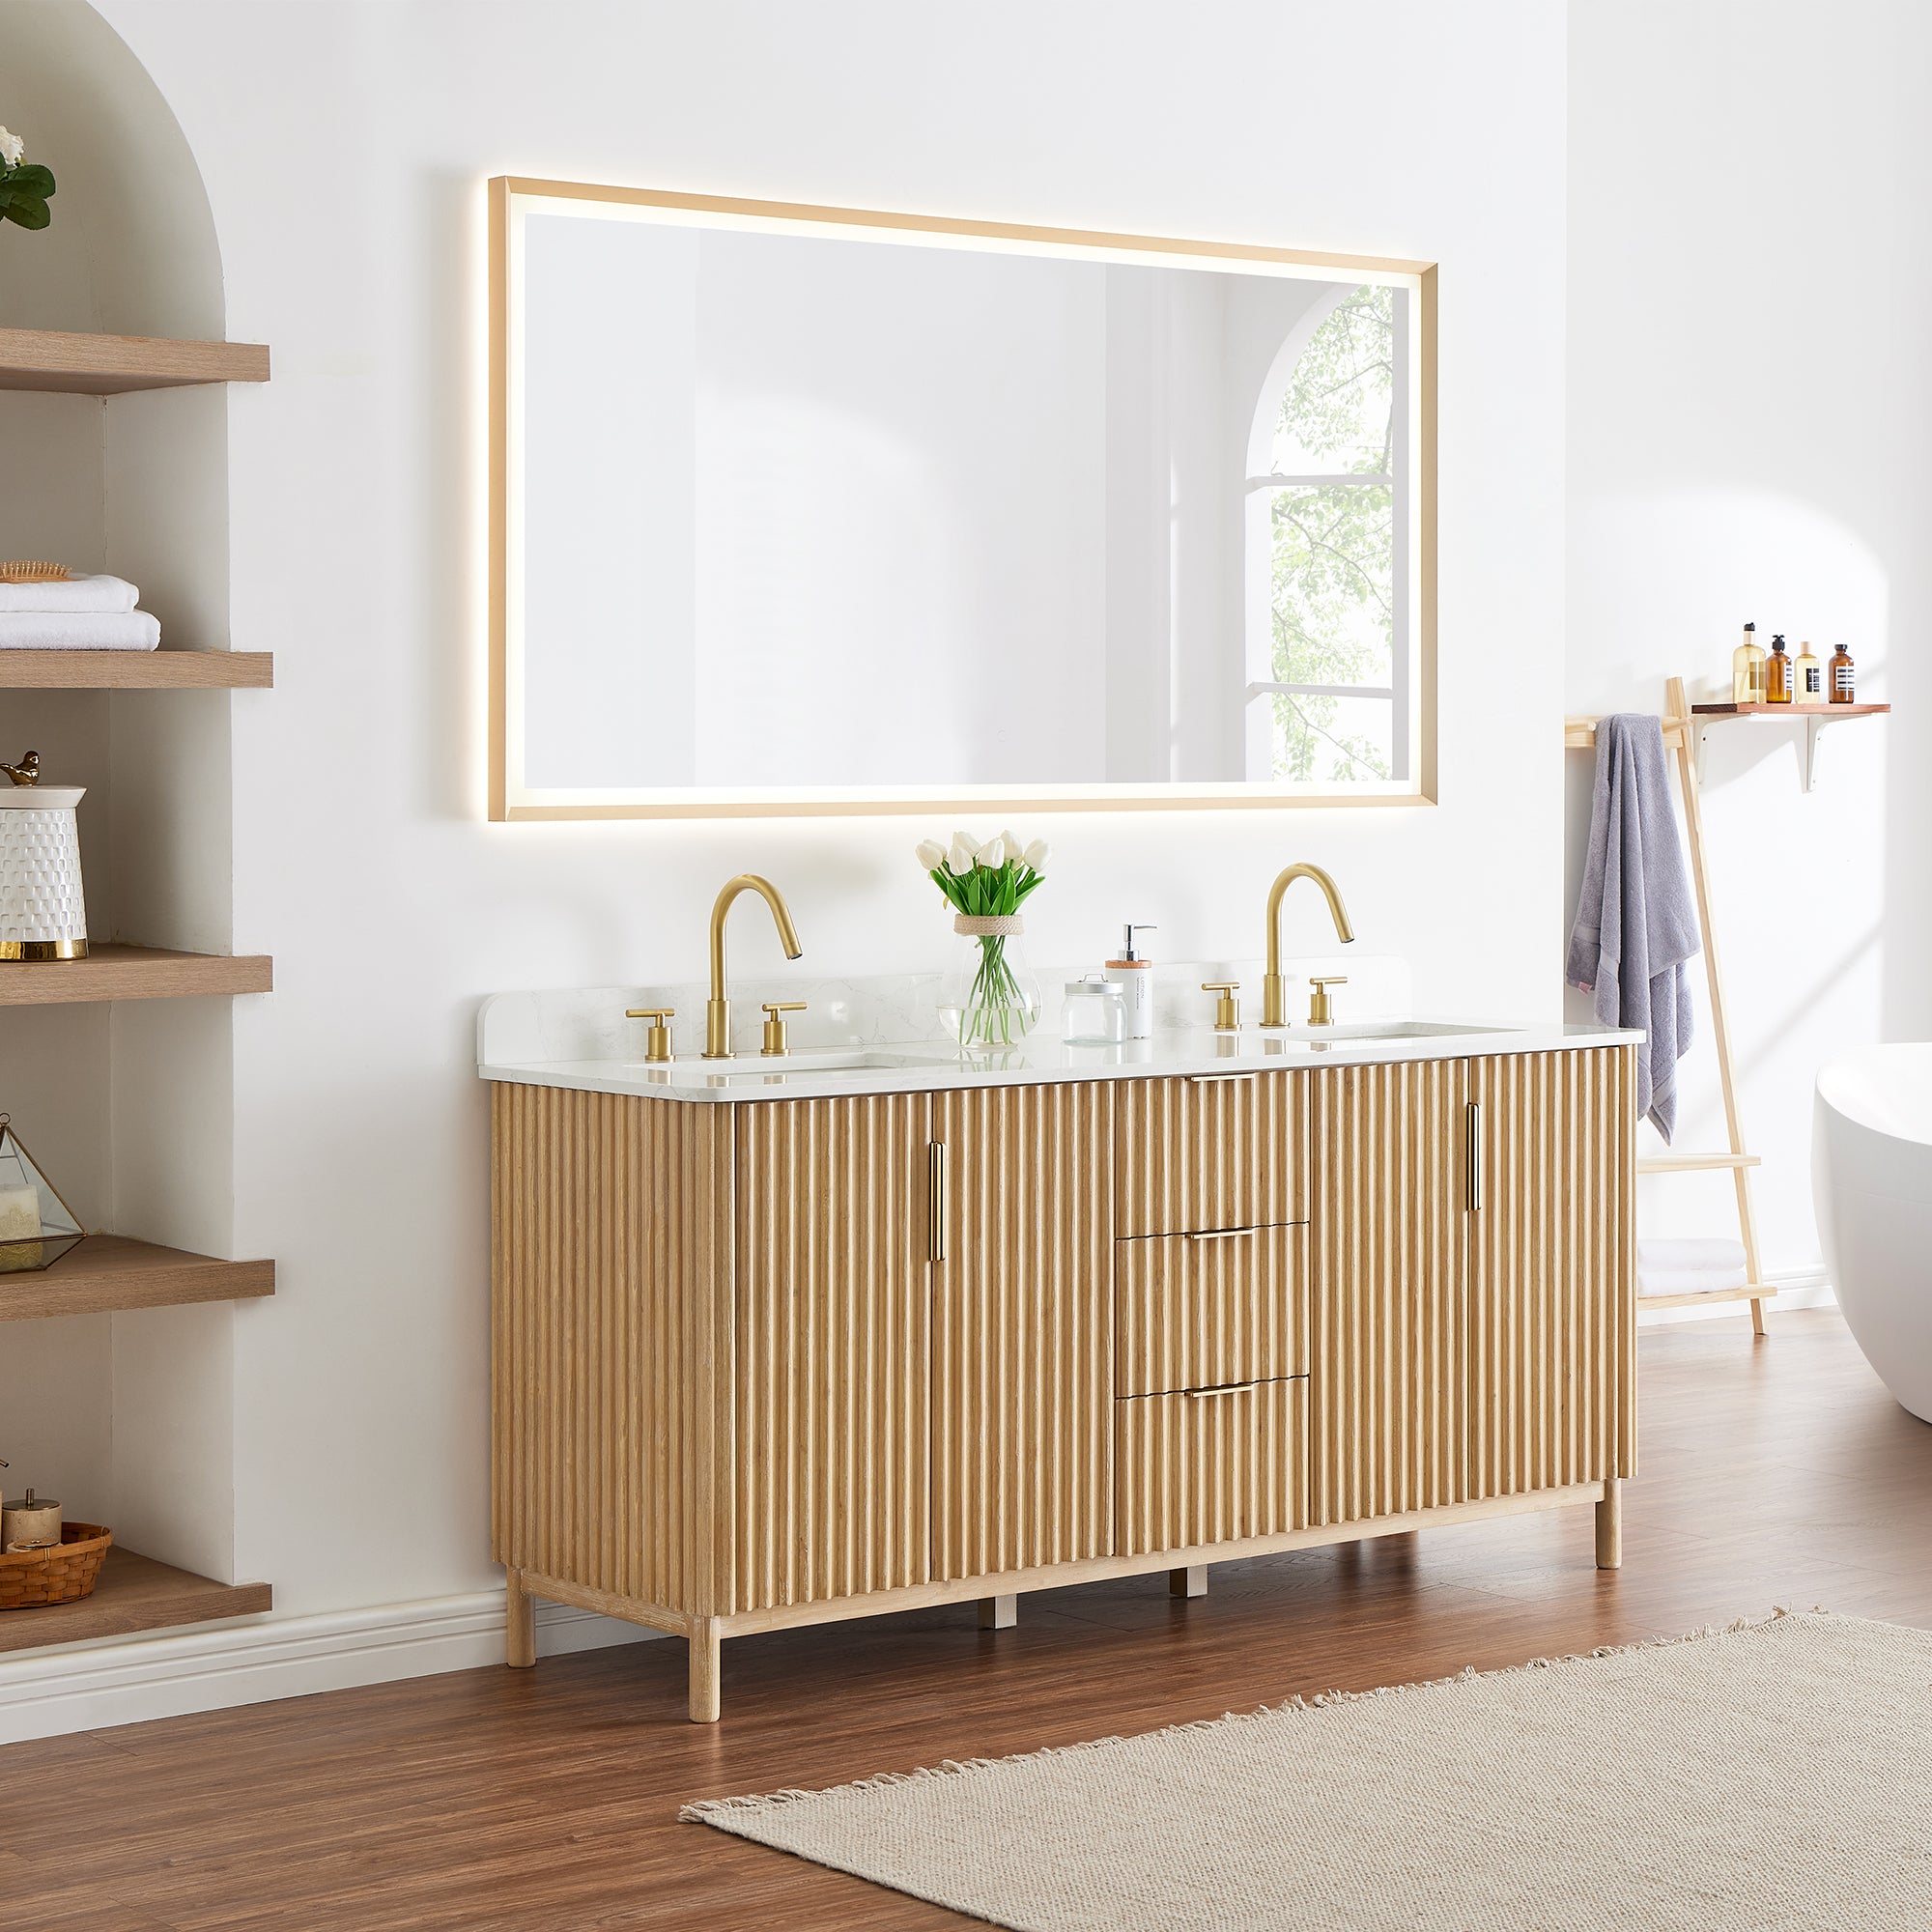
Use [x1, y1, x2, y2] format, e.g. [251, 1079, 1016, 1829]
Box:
[478, 954, 1409, 1067]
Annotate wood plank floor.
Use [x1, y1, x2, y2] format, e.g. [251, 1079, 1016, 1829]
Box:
[3, 1309, 1927, 1930]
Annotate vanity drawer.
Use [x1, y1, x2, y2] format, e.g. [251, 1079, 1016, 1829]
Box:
[1115, 1376, 1307, 1556]
[1115, 1223, 1308, 1396]
[1114, 1070, 1308, 1236]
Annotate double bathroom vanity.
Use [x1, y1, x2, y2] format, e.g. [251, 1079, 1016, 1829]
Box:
[481, 877, 1640, 1721]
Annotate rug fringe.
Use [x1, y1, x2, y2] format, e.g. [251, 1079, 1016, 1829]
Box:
[679, 1605, 1822, 1824]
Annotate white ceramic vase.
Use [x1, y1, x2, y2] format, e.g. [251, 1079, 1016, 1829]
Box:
[0, 784, 88, 961]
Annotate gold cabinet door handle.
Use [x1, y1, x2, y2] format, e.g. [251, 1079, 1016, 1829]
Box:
[1182, 1380, 1262, 1400]
[1181, 1227, 1256, 1242]
[928, 1141, 947, 1263]
[1182, 1071, 1259, 1084]
[1465, 1100, 1483, 1212]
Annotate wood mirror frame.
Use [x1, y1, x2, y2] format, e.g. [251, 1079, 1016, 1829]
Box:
[487, 176, 1436, 822]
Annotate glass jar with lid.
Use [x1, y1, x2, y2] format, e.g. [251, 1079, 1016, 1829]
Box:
[1062, 974, 1126, 1046]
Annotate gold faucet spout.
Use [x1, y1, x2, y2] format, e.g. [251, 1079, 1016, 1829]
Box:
[1262, 863, 1354, 1028]
[705, 874, 803, 1059]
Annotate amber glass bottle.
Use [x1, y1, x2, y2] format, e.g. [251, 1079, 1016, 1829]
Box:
[1793, 640, 1823, 703]
[1765, 634, 1793, 703]
[1829, 643, 1856, 703]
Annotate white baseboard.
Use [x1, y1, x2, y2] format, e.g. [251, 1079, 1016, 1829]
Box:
[0, 1585, 659, 1746]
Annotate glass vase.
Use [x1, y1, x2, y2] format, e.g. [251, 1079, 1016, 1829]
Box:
[939, 916, 1041, 1050]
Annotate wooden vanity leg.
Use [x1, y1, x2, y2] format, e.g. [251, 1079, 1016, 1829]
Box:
[1170, 1566, 1208, 1599]
[1595, 1479, 1623, 1570]
[978, 1594, 1017, 1630]
[504, 1568, 536, 1668]
[689, 1617, 724, 1723]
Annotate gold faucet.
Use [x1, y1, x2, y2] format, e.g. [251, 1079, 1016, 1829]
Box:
[705, 874, 803, 1058]
[1262, 863, 1355, 1028]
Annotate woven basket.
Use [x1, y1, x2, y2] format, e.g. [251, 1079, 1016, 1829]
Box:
[0, 1522, 112, 1610]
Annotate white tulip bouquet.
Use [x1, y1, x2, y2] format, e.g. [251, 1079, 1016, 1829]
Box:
[917, 830, 1050, 1047]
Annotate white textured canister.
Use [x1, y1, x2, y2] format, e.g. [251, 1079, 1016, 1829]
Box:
[0, 785, 88, 960]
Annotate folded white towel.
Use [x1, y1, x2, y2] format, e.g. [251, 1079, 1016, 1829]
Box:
[0, 574, 139, 614]
[1639, 1264, 1748, 1297]
[1636, 1237, 1747, 1274]
[0, 611, 160, 651]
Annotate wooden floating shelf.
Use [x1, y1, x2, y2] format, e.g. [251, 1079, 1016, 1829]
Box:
[1638, 1151, 1761, 1174]
[0, 1235, 273, 1322]
[0, 327, 270, 395]
[1690, 701, 1889, 719]
[0, 1545, 270, 1654]
[1639, 1282, 1776, 1314]
[0, 944, 272, 1008]
[0, 650, 272, 690]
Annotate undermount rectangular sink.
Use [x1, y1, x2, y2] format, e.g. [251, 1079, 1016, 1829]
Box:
[631, 1046, 959, 1078]
[1307, 1020, 1512, 1040]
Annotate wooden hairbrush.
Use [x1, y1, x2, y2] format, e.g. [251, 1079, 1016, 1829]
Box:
[0, 561, 72, 583]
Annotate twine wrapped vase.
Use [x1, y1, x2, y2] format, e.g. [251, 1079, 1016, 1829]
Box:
[941, 912, 1041, 1049]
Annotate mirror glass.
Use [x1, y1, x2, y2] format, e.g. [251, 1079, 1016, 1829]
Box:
[493, 183, 1432, 818]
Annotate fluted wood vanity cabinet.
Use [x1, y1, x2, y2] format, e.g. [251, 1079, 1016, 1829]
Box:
[491, 1044, 1635, 1720]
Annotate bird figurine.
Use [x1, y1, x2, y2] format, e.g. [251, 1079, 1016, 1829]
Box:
[0, 751, 42, 787]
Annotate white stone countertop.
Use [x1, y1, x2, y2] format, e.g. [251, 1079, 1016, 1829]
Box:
[478, 1018, 1642, 1104]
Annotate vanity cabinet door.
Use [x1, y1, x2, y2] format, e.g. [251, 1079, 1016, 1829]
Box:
[731, 1094, 933, 1612]
[1463, 1048, 1636, 1499]
[931, 1081, 1115, 1580]
[1308, 1058, 1474, 1525]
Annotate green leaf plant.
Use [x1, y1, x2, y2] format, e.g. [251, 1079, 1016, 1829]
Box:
[0, 128, 56, 231]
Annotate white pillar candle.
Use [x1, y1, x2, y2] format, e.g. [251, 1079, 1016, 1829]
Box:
[0, 1184, 40, 1242]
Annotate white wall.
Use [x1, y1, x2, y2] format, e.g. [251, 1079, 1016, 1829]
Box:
[1566, 0, 1932, 1279]
[51, 0, 1567, 1655]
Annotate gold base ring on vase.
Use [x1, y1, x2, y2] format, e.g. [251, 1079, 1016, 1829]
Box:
[0, 939, 88, 961]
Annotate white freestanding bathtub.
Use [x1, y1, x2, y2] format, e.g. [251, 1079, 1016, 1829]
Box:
[1814, 1044, 1932, 1423]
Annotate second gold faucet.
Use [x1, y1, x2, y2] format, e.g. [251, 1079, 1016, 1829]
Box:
[1262, 863, 1354, 1028]
[705, 874, 804, 1059]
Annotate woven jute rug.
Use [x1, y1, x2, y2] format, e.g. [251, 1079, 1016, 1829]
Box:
[684, 1611, 1932, 1930]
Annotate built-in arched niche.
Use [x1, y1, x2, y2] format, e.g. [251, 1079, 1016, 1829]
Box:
[2, 3, 246, 1588]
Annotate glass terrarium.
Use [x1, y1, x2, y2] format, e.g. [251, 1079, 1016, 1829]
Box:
[0, 1114, 84, 1273]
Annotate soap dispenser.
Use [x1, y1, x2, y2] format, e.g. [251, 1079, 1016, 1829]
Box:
[1104, 923, 1157, 1040]
[1731, 621, 1766, 703]
[1793, 640, 1823, 702]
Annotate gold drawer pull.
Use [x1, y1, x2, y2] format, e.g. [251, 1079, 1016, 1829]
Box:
[1182, 1380, 1262, 1400]
[1181, 1227, 1257, 1242]
[1182, 1071, 1259, 1084]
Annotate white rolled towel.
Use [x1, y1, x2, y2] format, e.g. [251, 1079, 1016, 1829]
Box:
[1636, 1237, 1747, 1273]
[1639, 1264, 1747, 1296]
[1637, 1236, 1749, 1296]
[0, 574, 140, 614]
[0, 611, 160, 651]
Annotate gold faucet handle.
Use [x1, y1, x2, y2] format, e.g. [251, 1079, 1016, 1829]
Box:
[761, 1000, 807, 1057]
[1201, 980, 1242, 1032]
[625, 1008, 676, 1064]
[1307, 977, 1348, 1026]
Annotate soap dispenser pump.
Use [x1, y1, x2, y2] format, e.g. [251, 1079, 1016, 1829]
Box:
[1105, 923, 1157, 1040]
